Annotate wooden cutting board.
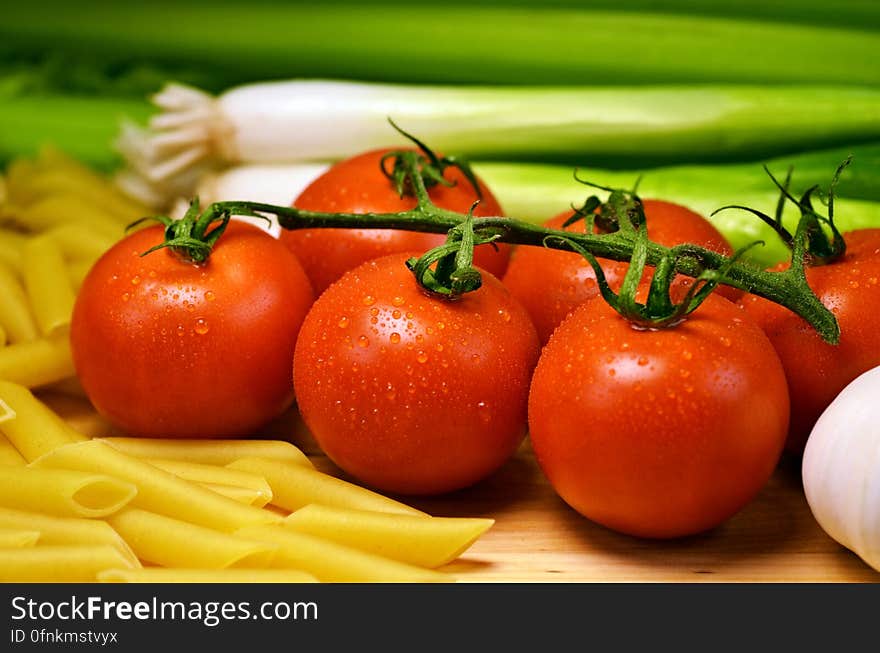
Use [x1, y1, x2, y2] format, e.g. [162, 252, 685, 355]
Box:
[47, 391, 878, 583]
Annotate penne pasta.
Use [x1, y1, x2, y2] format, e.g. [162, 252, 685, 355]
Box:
[284, 505, 493, 568]
[0, 380, 87, 461]
[200, 483, 270, 507]
[44, 223, 119, 262]
[0, 528, 39, 548]
[101, 436, 313, 468]
[0, 466, 137, 518]
[22, 235, 76, 337]
[236, 524, 450, 583]
[98, 568, 319, 583]
[0, 432, 25, 466]
[107, 508, 278, 569]
[31, 440, 282, 532]
[0, 229, 25, 271]
[0, 262, 39, 343]
[15, 195, 127, 235]
[228, 458, 426, 517]
[0, 506, 137, 566]
[0, 545, 137, 582]
[145, 457, 273, 504]
[0, 335, 75, 388]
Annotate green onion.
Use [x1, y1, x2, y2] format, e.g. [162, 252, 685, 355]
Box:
[2, 4, 880, 88]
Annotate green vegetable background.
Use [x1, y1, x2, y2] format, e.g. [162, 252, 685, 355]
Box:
[2, 0, 879, 264]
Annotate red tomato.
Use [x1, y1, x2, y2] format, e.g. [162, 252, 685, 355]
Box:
[281, 148, 510, 295]
[528, 292, 789, 538]
[739, 228, 880, 454]
[71, 221, 315, 438]
[503, 199, 737, 344]
[293, 253, 540, 495]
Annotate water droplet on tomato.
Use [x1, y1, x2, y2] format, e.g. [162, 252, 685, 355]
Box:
[193, 318, 209, 335]
[204, 290, 215, 302]
[177, 325, 185, 336]
[637, 357, 648, 366]
[121, 293, 130, 302]
[391, 309, 402, 319]
[476, 401, 491, 422]
[357, 335, 370, 348]
[131, 276, 141, 285]
[416, 351, 428, 363]
[390, 333, 401, 344]
[392, 296, 405, 307]
[435, 343, 444, 352]
[338, 316, 350, 328]
[362, 294, 376, 306]
[682, 350, 693, 360]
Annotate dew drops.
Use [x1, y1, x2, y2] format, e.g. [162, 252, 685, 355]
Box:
[121, 292, 130, 302]
[177, 325, 186, 337]
[357, 335, 370, 348]
[392, 296, 405, 307]
[338, 316, 350, 329]
[435, 343, 444, 352]
[471, 354, 480, 363]
[416, 351, 428, 363]
[391, 309, 402, 319]
[476, 401, 491, 423]
[389, 332, 401, 344]
[193, 318, 209, 335]
[362, 294, 376, 306]
[148, 270, 157, 278]
[637, 356, 648, 366]
[204, 290, 215, 302]
[719, 337, 731, 348]
[437, 322, 445, 330]
[369, 307, 379, 317]
[682, 351, 693, 361]
[151, 292, 159, 301]
[498, 309, 511, 322]
[608, 368, 616, 377]
[131, 276, 141, 285]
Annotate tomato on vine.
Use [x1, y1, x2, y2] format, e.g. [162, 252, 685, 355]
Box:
[528, 227, 789, 538]
[71, 205, 315, 438]
[293, 252, 540, 495]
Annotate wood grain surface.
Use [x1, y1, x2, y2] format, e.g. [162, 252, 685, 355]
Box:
[47, 391, 878, 583]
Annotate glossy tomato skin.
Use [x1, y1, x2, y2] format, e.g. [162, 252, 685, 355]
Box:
[293, 253, 540, 495]
[281, 148, 510, 295]
[528, 293, 789, 538]
[71, 221, 315, 438]
[503, 199, 736, 344]
[739, 228, 880, 454]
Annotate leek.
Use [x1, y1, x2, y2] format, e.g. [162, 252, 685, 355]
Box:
[117, 80, 880, 204]
[2, 4, 880, 88]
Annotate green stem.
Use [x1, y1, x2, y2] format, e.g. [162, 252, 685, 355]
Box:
[213, 198, 839, 344]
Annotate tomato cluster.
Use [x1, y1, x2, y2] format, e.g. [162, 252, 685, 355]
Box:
[71, 147, 874, 539]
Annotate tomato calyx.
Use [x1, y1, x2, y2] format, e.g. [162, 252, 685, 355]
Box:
[551, 195, 759, 329]
[131, 197, 269, 264]
[713, 158, 850, 268]
[406, 210, 501, 298]
[380, 119, 483, 201]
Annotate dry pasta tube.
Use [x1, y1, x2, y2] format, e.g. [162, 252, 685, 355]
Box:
[0, 262, 39, 343]
[0, 380, 87, 461]
[0, 466, 136, 518]
[15, 195, 126, 234]
[107, 508, 278, 570]
[0, 528, 39, 548]
[32, 440, 282, 532]
[0, 336, 75, 388]
[145, 457, 273, 503]
[228, 458, 425, 517]
[0, 506, 138, 566]
[0, 432, 25, 466]
[44, 224, 119, 262]
[284, 505, 494, 568]
[237, 525, 450, 583]
[22, 235, 75, 337]
[102, 437, 313, 468]
[0, 545, 137, 582]
[98, 568, 318, 583]
[0, 230, 25, 271]
[200, 483, 270, 507]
